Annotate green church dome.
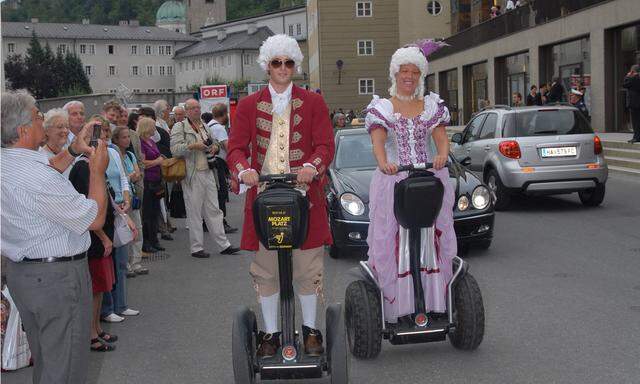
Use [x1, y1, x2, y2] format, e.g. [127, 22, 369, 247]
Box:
[156, 1, 186, 23]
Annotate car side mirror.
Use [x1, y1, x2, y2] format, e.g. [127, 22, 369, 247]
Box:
[451, 132, 463, 144]
[459, 156, 472, 167]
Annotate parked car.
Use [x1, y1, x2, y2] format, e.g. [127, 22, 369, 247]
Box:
[450, 104, 608, 210]
[327, 128, 495, 258]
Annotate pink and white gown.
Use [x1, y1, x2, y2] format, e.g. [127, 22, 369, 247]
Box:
[365, 93, 457, 323]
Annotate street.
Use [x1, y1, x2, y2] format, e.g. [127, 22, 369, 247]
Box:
[3, 173, 640, 384]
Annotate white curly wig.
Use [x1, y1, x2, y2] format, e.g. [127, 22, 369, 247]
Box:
[388, 46, 428, 100]
[257, 34, 304, 74]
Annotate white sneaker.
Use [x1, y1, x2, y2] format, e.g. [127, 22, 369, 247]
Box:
[102, 313, 125, 323]
[119, 308, 140, 316]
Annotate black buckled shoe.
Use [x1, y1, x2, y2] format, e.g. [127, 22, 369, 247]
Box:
[302, 326, 324, 356]
[256, 331, 281, 358]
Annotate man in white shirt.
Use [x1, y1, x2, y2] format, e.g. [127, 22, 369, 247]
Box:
[206, 103, 237, 234]
[1, 90, 109, 384]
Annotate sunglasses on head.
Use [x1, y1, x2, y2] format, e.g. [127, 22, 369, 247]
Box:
[270, 59, 295, 69]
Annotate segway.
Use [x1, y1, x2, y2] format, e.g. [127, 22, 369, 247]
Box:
[344, 163, 485, 359]
[232, 174, 349, 383]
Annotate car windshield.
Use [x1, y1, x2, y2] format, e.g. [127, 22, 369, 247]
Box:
[502, 109, 593, 137]
[335, 133, 377, 169]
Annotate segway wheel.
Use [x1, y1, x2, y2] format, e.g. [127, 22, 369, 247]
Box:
[449, 272, 485, 350]
[326, 303, 349, 384]
[232, 306, 257, 384]
[344, 280, 382, 359]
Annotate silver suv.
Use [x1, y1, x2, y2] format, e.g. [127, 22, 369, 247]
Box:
[451, 104, 608, 210]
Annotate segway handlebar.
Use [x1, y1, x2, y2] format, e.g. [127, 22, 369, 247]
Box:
[396, 162, 450, 172]
[257, 173, 298, 183]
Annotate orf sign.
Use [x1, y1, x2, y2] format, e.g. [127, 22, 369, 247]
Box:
[200, 85, 227, 99]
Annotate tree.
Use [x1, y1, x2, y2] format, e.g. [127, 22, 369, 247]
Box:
[4, 54, 27, 90]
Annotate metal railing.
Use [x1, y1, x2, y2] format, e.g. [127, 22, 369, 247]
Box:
[431, 0, 613, 60]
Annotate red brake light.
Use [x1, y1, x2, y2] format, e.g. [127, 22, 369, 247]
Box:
[499, 140, 521, 159]
[594, 135, 602, 155]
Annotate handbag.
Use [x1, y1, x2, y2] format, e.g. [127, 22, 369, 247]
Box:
[161, 158, 186, 182]
[1, 287, 31, 371]
[107, 184, 135, 248]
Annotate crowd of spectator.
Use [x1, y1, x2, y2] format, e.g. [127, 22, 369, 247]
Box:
[1, 89, 240, 383]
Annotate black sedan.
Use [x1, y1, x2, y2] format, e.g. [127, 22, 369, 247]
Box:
[326, 128, 495, 258]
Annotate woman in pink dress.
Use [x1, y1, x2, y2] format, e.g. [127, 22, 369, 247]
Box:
[365, 40, 457, 323]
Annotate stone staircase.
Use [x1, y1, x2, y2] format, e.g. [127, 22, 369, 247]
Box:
[601, 139, 640, 177]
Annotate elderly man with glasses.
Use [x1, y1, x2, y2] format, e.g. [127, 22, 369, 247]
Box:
[1, 90, 110, 384]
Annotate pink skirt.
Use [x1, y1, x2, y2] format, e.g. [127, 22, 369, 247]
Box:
[366, 168, 457, 323]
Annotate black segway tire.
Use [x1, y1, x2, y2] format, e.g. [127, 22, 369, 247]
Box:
[449, 272, 485, 351]
[344, 280, 382, 359]
[326, 303, 349, 384]
[232, 306, 257, 384]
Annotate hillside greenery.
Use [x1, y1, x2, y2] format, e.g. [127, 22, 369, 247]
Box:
[1, 0, 305, 26]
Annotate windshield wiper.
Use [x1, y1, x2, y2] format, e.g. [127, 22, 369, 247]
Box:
[534, 130, 558, 135]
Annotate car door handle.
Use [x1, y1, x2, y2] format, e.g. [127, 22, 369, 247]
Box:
[484, 146, 491, 151]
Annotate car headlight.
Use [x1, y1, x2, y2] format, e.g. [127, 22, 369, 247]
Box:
[472, 186, 491, 210]
[340, 193, 365, 216]
[457, 195, 469, 211]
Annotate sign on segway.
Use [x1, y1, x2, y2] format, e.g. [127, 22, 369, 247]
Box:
[266, 206, 294, 249]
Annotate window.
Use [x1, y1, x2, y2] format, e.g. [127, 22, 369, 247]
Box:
[213, 57, 217, 68]
[131, 45, 138, 55]
[357, 40, 374, 56]
[107, 45, 115, 55]
[359, 78, 374, 94]
[84, 65, 92, 76]
[7, 43, 15, 53]
[159, 66, 166, 76]
[158, 88, 166, 92]
[227, 56, 231, 66]
[108, 65, 116, 76]
[192, 61, 195, 70]
[158, 45, 171, 55]
[179, 62, 183, 72]
[147, 89, 155, 93]
[109, 89, 117, 94]
[243, 54, 251, 65]
[479, 113, 498, 140]
[145, 45, 153, 55]
[167, 88, 174, 92]
[462, 115, 487, 143]
[79, 44, 86, 54]
[356, 2, 372, 17]
[57, 44, 67, 55]
[426, 1, 442, 16]
[88, 44, 95, 55]
[199, 60, 202, 69]
[219, 56, 224, 67]
[296, 23, 302, 36]
[133, 89, 140, 93]
[146, 65, 153, 76]
[167, 65, 173, 75]
[206, 58, 210, 68]
[288, 24, 294, 36]
[131, 65, 139, 76]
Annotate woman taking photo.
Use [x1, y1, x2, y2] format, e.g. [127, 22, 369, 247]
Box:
[365, 40, 456, 324]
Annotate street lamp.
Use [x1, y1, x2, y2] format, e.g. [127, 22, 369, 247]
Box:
[336, 59, 344, 85]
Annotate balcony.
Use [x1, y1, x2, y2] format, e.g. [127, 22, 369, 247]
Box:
[431, 0, 613, 60]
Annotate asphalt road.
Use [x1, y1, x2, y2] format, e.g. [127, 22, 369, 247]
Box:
[3, 172, 640, 384]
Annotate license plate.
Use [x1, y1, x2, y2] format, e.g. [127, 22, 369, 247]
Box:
[540, 147, 577, 157]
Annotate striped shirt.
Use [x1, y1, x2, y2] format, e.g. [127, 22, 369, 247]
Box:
[1, 148, 97, 262]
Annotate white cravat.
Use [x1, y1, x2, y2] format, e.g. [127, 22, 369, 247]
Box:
[269, 82, 292, 116]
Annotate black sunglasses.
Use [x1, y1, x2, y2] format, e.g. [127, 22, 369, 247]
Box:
[270, 59, 295, 69]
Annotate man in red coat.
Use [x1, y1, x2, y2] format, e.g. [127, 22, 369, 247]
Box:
[227, 34, 334, 358]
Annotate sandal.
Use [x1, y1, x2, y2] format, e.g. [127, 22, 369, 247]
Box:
[91, 338, 115, 352]
[98, 332, 118, 342]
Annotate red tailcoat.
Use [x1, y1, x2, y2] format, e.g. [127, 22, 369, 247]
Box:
[227, 85, 335, 251]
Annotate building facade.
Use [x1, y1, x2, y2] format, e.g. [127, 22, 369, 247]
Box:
[308, 0, 451, 112]
[175, 5, 309, 92]
[428, 0, 640, 132]
[1, 20, 197, 94]
[186, 0, 226, 33]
